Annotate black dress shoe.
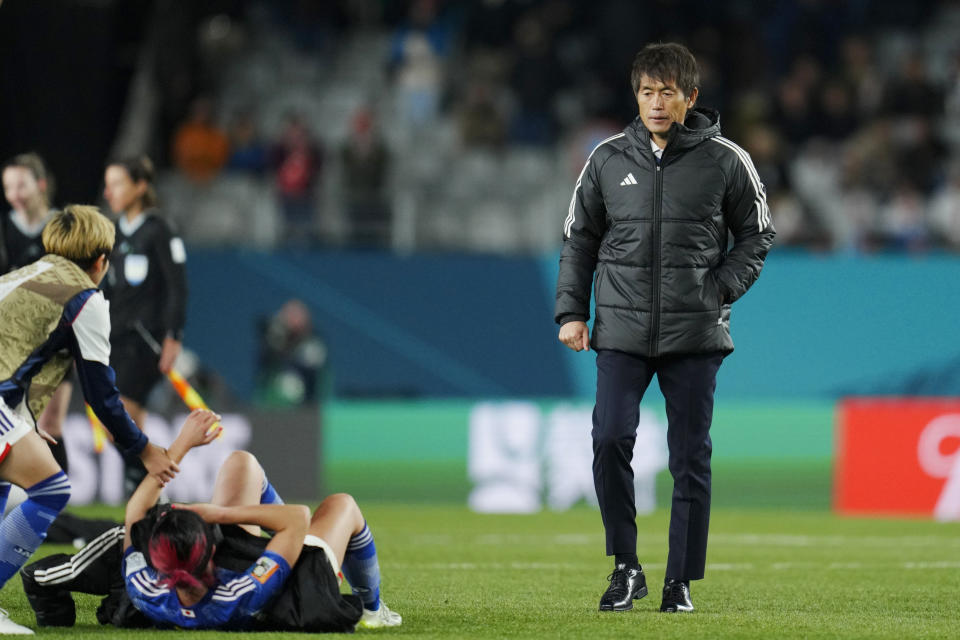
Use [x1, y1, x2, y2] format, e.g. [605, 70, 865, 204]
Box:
[660, 579, 694, 612]
[598, 563, 648, 611]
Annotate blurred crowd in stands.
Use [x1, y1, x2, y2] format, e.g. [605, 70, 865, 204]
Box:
[143, 0, 960, 253]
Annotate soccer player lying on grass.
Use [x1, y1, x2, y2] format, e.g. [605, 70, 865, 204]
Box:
[21, 408, 401, 632]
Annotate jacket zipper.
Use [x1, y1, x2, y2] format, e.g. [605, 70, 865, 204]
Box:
[649, 161, 663, 356]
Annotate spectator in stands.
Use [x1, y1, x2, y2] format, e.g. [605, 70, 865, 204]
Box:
[838, 35, 884, 118]
[892, 117, 947, 195]
[743, 124, 789, 199]
[814, 79, 858, 141]
[835, 153, 884, 251]
[843, 119, 898, 197]
[225, 109, 268, 176]
[458, 81, 509, 150]
[929, 162, 960, 248]
[270, 112, 322, 244]
[172, 96, 230, 184]
[508, 12, 562, 145]
[388, 0, 452, 129]
[946, 50, 960, 121]
[882, 52, 943, 120]
[880, 179, 929, 251]
[340, 107, 393, 247]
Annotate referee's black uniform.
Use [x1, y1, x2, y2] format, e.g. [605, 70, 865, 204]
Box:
[1, 209, 52, 273]
[102, 210, 187, 405]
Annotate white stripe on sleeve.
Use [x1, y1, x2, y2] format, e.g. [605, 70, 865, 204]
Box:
[563, 133, 625, 237]
[711, 137, 771, 232]
[71, 292, 112, 366]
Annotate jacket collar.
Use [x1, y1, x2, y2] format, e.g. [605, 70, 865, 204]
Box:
[118, 209, 153, 237]
[624, 107, 721, 156]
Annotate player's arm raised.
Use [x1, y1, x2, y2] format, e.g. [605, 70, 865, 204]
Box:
[123, 409, 221, 551]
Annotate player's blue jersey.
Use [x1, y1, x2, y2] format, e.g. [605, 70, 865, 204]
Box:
[123, 546, 291, 630]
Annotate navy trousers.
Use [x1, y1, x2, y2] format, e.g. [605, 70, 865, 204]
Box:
[592, 349, 723, 581]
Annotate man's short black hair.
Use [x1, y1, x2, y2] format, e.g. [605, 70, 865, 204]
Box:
[631, 42, 700, 98]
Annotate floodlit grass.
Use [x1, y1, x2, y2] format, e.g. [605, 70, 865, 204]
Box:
[3, 504, 959, 638]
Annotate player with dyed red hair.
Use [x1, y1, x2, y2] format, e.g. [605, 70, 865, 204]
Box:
[121, 408, 401, 631]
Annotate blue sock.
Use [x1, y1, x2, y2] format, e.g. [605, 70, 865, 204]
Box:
[342, 522, 381, 610]
[260, 468, 283, 505]
[0, 482, 10, 516]
[0, 471, 70, 587]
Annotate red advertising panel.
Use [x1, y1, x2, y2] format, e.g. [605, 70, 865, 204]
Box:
[835, 398, 960, 518]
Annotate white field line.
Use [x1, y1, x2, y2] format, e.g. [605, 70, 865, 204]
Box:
[413, 533, 960, 549]
[391, 560, 960, 571]
[709, 533, 960, 548]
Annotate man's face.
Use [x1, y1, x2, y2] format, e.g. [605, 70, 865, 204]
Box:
[635, 75, 698, 140]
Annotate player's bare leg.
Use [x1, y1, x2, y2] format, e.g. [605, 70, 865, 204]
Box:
[0, 431, 71, 635]
[210, 451, 266, 535]
[0, 431, 62, 491]
[309, 494, 401, 628]
[37, 381, 72, 471]
[307, 493, 364, 565]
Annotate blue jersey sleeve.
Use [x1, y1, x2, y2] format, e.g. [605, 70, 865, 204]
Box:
[67, 291, 147, 458]
[123, 547, 291, 630]
[210, 550, 291, 617]
[123, 547, 180, 627]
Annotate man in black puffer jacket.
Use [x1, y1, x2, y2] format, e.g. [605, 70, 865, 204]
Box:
[555, 43, 775, 614]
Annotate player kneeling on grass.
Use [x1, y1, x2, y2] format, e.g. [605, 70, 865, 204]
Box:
[22, 408, 401, 632]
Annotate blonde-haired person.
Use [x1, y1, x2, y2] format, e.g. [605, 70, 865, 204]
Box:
[0, 205, 179, 635]
[102, 156, 188, 496]
[2, 153, 73, 475]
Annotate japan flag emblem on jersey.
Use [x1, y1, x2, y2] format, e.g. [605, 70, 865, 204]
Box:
[252, 556, 279, 584]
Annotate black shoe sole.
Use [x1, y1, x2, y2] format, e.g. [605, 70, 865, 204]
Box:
[598, 585, 648, 612]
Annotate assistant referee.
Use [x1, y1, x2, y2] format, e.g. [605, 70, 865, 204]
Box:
[102, 155, 188, 495]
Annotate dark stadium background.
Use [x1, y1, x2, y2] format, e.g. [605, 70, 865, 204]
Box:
[2, 0, 959, 515]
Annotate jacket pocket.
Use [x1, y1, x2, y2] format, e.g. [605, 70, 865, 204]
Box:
[706, 219, 725, 248]
[593, 264, 606, 302]
[702, 271, 724, 323]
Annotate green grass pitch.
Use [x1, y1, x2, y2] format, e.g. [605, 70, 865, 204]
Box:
[3, 504, 959, 638]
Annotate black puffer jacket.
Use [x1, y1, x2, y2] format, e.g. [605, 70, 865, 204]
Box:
[555, 108, 775, 357]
